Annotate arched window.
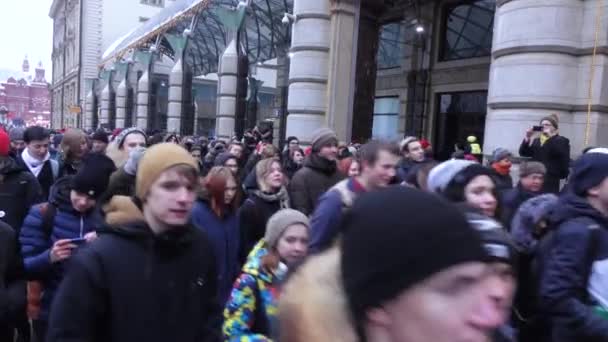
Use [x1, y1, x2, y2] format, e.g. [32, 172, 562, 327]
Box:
[441, 0, 495, 61]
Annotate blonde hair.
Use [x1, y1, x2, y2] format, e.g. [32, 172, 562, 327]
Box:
[255, 158, 284, 192]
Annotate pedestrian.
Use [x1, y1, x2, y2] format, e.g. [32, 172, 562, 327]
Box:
[501, 161, 547, 228]
[214, 152, 240, 179]
[0, 219, 26, 342]
[9, 127, 25, 157]
[47, 143, 221, 342]
[466, 135, 483, 162]
[538, 151, 608, 341]
[309, 141, 400, 253]
[202, 140, 226, 176]
[397, 137, 427, 183]
[509, 194, 558, 342]
[164, 133, 180, 144]
[190, 145, 204, 170]
[280, 187, 504, 342]
[283, 148, 304, 179]
[105, 127, 147, 168]
[238, 158, 289, 263]
[90, 129, 109, 154]
[282, 136, 300, 159]
[20, 154, 111, 341]
[242, 143, 278, 182]
[289, 128, 343, 215]
[18, 126, 60, 200]
[192, 166, 241, 305]
[519, 114, 570, 193]
[462, 211, 518, 342]
[488, 148, 514, 193]
[336, 157, 360, 178]
[227, 141, 244, 163]
[58, 128, 88, 176]
[0, 129, 42, 233]
[103, 146, 145, 200]
[224, 209, 310, 341]
[428, 159, 500, 219]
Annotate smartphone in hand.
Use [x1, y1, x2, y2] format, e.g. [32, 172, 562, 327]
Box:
[68, 237, 87, 246]
[532, 125, 543, 132]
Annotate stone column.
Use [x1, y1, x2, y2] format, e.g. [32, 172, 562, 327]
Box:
[286, 0, 331, 144]
[135, 50, 153, 130]
[216, 38, 238, 140]
[485, 0, 608, 155]
[166, 34, 189, 134]
[326, 0, 359, 142]
[84, 90, 94, 130]
[115, 80, 127, 129]
[100, 86, 110, 127]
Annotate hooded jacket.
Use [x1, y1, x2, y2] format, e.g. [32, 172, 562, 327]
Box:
[0, 157, 42, 232]
[289, 154, 343, 216]
[192, 198, 240, 305]
[47, 196, 222, 342]
[223, 240, 285, 341]
[538, 193, 608, 341]
[19, 176, 102, 320]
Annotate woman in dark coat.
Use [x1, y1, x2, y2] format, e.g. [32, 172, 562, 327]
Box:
[192, 167, 241, 305]
[237, 158, 289, 263]
[519, 114, 570, 193]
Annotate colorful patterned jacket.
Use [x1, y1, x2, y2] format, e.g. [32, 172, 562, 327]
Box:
[223, 240, 286, 341]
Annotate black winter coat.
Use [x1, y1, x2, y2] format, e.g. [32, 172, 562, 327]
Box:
[0, 220, 26, 341]
[289, 154, 343, 216]
[538, 193, 608, 341]
[500, 184, 539, 229]
[519, 135, 570, 193]
[238, 190, 288, 263]
[0, 158, 42, 232]
[105, 168, 136, 199]
[47, 221, 222, 342]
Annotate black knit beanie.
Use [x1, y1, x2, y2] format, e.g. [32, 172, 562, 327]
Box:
[341, 187, 487, 326]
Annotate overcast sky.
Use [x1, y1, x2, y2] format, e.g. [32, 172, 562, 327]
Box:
[0, 0, 53, 72]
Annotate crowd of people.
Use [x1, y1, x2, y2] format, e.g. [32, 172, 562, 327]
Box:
[1, 112, 608, 342]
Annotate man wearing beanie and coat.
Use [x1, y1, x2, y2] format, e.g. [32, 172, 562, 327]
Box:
[501, 161, 547, 229]
[8, 127, 26, 157]
[519, 114, 570, 193]
[19, 154, 111, 340]
[537, 150, 608, 342]
[47, 143, 221, 342]
[90, 129, 109, 154]
[289, 128, 343, 215]
[339, 188, 505, 341]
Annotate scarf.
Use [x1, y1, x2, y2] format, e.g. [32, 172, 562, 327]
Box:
[539, 133, 550, 146]
[253, 186, 290, 209]
[21, 148, 50, 177]
[492, 162, 512, 176]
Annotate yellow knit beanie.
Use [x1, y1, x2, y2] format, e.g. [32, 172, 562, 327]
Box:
[136, 143, 199, 200]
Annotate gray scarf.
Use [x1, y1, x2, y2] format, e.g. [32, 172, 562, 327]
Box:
[253, 186, 290, 209]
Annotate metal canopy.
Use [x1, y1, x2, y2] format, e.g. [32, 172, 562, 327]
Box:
[102, 0, 292, 76]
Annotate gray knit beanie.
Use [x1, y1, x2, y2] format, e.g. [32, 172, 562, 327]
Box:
[123, 147, 146, 176]
[427, 159, 476, 194]
[519, 161, 547, 178]
[490, 148, 512, 164]
[9, 127, 25, 141]
[116, 127, 147, 149]
[310, 128, 338, 152]
[264, 209, 310, 248]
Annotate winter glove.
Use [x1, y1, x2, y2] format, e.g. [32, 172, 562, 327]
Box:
[124, 147, 146, 176]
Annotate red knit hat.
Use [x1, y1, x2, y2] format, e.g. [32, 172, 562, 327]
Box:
[0, 130, 9, 157]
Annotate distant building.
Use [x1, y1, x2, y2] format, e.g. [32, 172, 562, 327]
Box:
[49, 0, 176, 129]
[0, 56, 51, 128]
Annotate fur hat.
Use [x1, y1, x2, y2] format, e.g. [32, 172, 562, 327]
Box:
[519, 161, 547, 178]
[311, 128, 338, 152]
[136, 143, 198, 200]
[264, 209, 310, 249]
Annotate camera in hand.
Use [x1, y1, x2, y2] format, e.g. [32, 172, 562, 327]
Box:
[532, 125, 543, 132]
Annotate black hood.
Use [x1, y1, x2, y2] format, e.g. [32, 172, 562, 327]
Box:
[49, 176, 75, 211]
[101, 220, 198, 252]
[0, 157, 25, 175]
[549, 192, 608, 227]
[304, 153, 337, 175]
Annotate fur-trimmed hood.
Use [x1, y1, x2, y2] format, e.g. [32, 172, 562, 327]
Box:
[105, 141, 129, 169]
[279, 246, 357, 342]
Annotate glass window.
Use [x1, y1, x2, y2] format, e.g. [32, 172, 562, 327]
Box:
[377, 22, 405, 69]
[372, 97, 400, 140]
[441, 0, 495, 61]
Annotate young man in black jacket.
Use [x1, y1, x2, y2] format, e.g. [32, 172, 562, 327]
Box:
[0, 220, 26, 342]
[47, 143, 221, 342]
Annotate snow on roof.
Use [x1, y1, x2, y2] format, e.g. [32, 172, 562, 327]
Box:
[101, 0, 209, 64]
